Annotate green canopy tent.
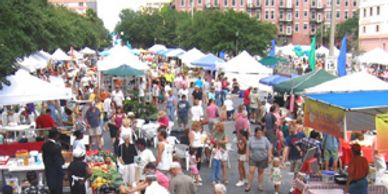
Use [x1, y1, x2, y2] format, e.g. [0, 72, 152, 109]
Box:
[259, 56, 289, 68]
[273, 69, 336, 94]
[103, 64, 145, 77]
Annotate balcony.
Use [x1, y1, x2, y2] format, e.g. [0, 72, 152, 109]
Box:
[279, 17, 293, 23]
[310, 3, 324, 10]
[309, 17, 322, 23]
[246, 3, 261, 10]
[279, 4, 293, 10]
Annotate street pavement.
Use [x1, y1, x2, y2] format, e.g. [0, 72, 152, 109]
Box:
[102, 94, 294, 194]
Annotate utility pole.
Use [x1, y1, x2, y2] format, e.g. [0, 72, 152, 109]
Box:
[329, 0, 336, 56]
[326, 0, 337, 73]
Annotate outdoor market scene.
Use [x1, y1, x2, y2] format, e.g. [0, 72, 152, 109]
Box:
[1, 0, 388, 194]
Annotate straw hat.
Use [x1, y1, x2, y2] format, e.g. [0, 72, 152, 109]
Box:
[158, 111, 166, 117]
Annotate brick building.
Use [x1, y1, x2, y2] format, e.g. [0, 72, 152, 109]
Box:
[174, 0, 359, 45]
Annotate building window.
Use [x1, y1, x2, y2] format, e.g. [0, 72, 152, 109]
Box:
[296, 0, 299, 6]
[232, 0, 236, 6]
[363, 8, 366, 17]
[265, 0, 269, 6]
[256, 0, 260, 6]
[304, 11, 308, 18]
[295, 11, 299, 18]
[363, 26, 366, 33]
[280, 11, 284, 19]
[214, 0, 218, 6]
[311, 24, 316, 33]
[344, 11, 348, 19]
[295, 24, 299, 32]
[280, 0, 284, 6]
[78, 2, 84, 6]
[190, 0, 193, 6]
[198, 0, 202, 4]
[336, 11, 340, 18]
[311, 11, 316, 19]
[256, 10, 261, 19]
[303, 23, 308, 30]
[345, 0, 348, 7]
[181, 0, 185, 6]
[287, 26, 292, 34]
[370, 7, 373, 16]
[317, 14, 321, 21]
[240, 0, 244, 6]
[271, 0, 274, 6]
[336, 0, 340, 5]
[265, 11, 269, 19]
[280, 24, 284, 32]
[377, 25, 380, 32]
[377, 6, 380, 15]
[353, 0, 356, 6]
[312, 0, 316, 7]
[271, 10, 275, 19]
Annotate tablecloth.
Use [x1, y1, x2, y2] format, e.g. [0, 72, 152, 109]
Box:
[0, 142, 44, 156]
[293, 178, 388, 194]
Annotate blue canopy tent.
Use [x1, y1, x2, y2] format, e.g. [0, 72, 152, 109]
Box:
[191, 54, 224, 70]
[259, 74, 299, 86]
[156, 48, 174, 56]
[304, 91, 388, 139]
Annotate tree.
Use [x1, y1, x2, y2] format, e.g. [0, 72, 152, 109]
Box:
[0, 0, 109, 88]
[115, 8, 277, 56]
[316, 13, 359, 51]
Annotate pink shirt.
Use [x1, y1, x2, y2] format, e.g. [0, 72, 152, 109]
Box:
[234, 116, 249, 133]
[206, 104, 218, 118]
[156, 170, 170, 189]
[158, 116, 169, 127]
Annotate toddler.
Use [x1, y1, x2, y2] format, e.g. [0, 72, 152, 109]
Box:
[270, 157, 282, 194]
[189, 148, 201, 186]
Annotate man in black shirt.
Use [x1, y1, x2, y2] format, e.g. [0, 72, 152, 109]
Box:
[118, 134, 138, 186]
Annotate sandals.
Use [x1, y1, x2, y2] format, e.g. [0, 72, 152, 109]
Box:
[244, 185, 251, 192]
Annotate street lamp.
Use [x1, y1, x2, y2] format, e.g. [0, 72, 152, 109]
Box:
[235, 31, 239, 55]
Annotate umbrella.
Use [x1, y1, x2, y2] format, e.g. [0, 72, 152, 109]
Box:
[103, 65, 144, 77]
[259, 56, 288, 67]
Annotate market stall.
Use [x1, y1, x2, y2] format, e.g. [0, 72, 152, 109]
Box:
[179, 47, 206, 67]
[304, 91, 388, 163]
[190, 53, 224, 71]
[274, 69, 336, 94]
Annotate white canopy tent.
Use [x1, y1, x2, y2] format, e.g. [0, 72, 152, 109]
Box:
[17, 51, 51, 72]
[224, 72, 272, 92]
[179, 48, 206, 67]
[79, 47, 96, 55]
[148, 44, 167, 53]
[0, 70, 73, 106]
[221, 50, 273, 74]
[316, 46, 340, 56]
[67, 49, 83, 59]
[165, 48, 186, 58]
[357, 48, 388, 65]
[305, 71, 388, 94]
[276, 43, 295, 56]
[51, 48, 72, 61]
[97, 45, 149, 71]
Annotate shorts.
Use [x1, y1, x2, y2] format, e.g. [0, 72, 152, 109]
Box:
[190, 165, 199, 175]
[290, 159, 302, 172]
[88, 126, 102, 136]
[221, 151, 229, 161]
[324, 149, 339, 161]
[250, 107, 258, 113]
[178, 116, 188, 125]
[238, 154, 247, 162]
[249, 159, 268, 169]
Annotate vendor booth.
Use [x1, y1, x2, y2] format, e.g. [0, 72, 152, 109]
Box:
[179, 47, 206, 67]
[274, 69, 336, 94]
[260, 74, 299, 86]
[190, 53, 224, 71]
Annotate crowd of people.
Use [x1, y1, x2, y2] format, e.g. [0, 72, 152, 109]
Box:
[1, 49, 381, 194]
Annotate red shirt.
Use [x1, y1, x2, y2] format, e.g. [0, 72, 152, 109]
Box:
[243, 89, 251, 105]
[36, 114, 56, 129]
[158, 116, 169, 127]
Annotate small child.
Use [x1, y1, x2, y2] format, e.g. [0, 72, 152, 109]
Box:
[189, 148, 201, 186]
[219, 105, 228, 122]
[270, 157, 282, 194]
[223, 96, 234, 120]
[211, 142, 224, 184]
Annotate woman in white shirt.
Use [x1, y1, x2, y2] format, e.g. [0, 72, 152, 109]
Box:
[120, 118, 133, 145]
[223, 95, 234, 120]
[191, 100, 204, 122]
[189, 121, 204, 182]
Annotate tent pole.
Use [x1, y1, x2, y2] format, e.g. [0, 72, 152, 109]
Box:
[343, 112, 347, 141]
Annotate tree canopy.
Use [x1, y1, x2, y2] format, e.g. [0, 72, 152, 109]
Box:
[0, 0, 109, 88]
[115, 8, 277, 56]
[316, 13, 359, 51]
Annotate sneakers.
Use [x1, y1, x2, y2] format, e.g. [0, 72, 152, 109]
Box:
[235, 180, 245, 187]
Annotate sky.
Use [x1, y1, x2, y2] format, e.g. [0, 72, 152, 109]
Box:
[96, 0, 172, 32]
[97, 0, 141, 32]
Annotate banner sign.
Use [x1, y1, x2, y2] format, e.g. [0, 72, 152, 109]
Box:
[304, 99, 345, 138]
[376, 114, 388, 153]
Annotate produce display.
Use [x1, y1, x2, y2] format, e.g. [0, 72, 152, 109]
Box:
[86, 150, 124, 193]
